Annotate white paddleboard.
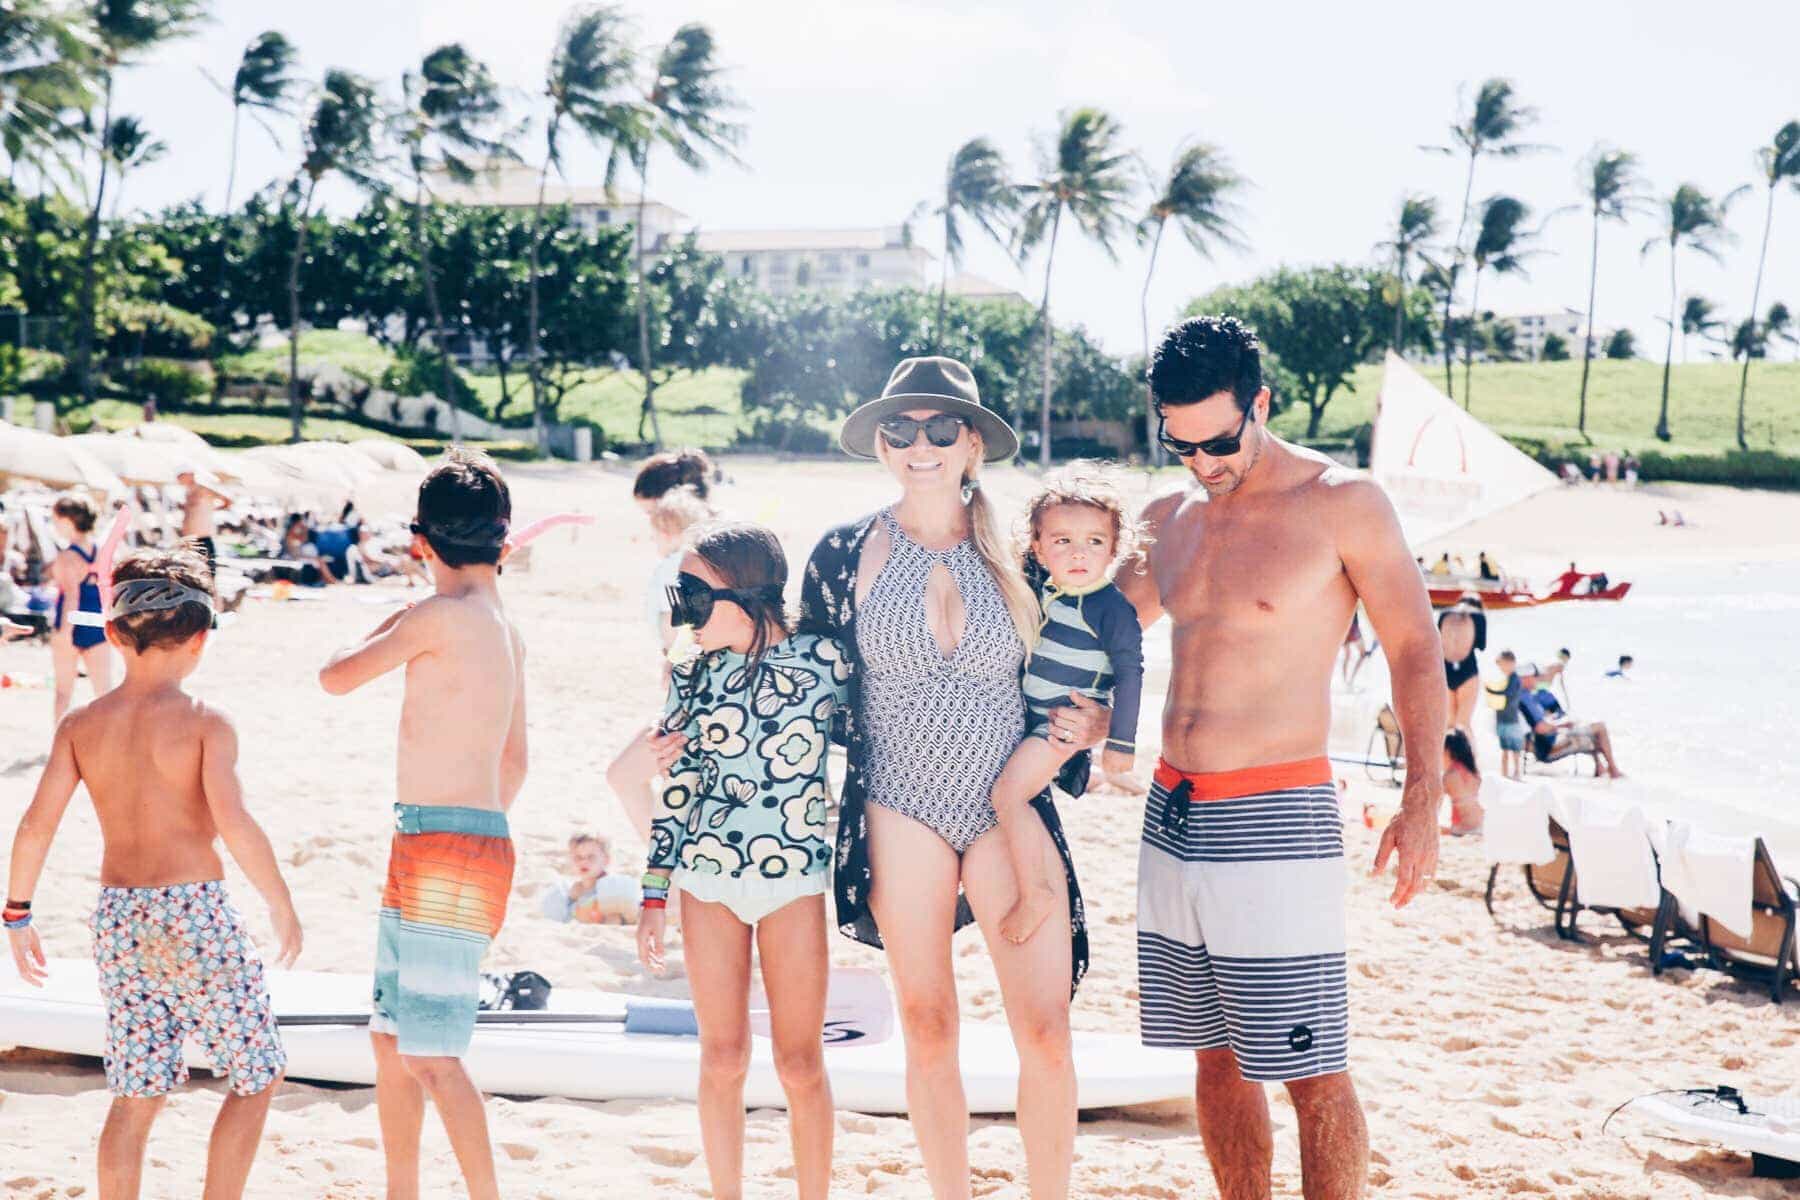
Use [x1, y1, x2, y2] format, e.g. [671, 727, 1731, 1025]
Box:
[1627, 1089, 1800, 1164]
[1, 959, 1192, 1115]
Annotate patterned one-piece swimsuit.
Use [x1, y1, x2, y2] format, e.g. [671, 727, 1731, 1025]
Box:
[856, 507, 1026, 853]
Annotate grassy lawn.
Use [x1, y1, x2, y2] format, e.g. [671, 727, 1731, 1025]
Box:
[464, 365, 757, 448]
[64, 398, 531, 456]
[1268, 359, 1800, 457]
[216, 329, 402, 382]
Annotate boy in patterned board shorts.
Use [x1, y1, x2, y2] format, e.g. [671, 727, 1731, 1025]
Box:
[6, 545, 302, 1200]
[320, 451, 527, 1200]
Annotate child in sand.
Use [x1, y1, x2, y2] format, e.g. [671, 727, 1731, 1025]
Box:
[318, 450, 527, 1200]
[994, 465, 1145, 945]
[6, 544, 301, 1200]
[622, 521, 844, 1200]
[538, 833, 640, 924]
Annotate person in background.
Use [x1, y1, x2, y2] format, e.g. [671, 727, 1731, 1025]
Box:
[632, 448, 719, 653]
[1487, 650, 1526, 781]
[1477, 551, 1498, 581]
[1429, 552, 1453, 576]
[48, 493, 117, 724]
[539, 833, 638, 924]
[1605, 655, 1634, 680]
[1518, 665, 1625, 778]
[177, 468, 230, 579]
[1442, 729, 1483, 835]
[1551, 562, 1585, 596]
[1437, 599, 1485, 736]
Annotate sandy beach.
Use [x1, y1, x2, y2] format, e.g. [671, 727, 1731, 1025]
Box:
[3, 459, 1798, 1199]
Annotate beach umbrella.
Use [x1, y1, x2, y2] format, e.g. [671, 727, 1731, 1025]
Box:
[69, 433, 188, 486]
[349, 438, 429, 473]
[0, 423, 127, 493]
[116, 423, 247, 484]
[210, 452, 289, 497]
[241, 445, 360, 501]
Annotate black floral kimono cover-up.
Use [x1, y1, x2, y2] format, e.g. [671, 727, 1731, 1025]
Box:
[798, 512, 1090, 996]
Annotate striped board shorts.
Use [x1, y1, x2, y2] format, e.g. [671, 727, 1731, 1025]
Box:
[1136, 757, 1348, 1082]
[371, 804, 515, 1058]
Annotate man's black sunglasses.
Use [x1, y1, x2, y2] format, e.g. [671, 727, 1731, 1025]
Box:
[1157, 405, 1254, 459]
[878, 413, 968, 450]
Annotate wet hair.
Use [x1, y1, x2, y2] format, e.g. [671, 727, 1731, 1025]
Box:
[568, 832, 610, 856]
[1022, 461, 1144, 568]
[109, 544, 213, 653]
[52, 493, 98, 534]
[633, 448, 713, 502]
[1148, 315, 1263, 412]
[649, 486, 713, 539]
[690, 520, 790, 669]
[1618, 654, 1633, 667]
[1497, 649, 1517, 664]
[1444, 729, 1479, 778]
[414, 449, 511, 568]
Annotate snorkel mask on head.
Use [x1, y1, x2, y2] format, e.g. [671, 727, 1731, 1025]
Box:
[108, 578, 215, 622]
[664, 571, 784, 629]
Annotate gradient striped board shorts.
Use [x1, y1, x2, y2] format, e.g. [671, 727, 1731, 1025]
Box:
[1136, 757, 1348, 1082]
[371, 804, 514, 1058]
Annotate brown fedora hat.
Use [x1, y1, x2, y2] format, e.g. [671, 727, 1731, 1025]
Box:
[839, 356, 1018, 463]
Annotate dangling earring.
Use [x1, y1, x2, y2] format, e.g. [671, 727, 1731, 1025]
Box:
[960, 478, 979, 506]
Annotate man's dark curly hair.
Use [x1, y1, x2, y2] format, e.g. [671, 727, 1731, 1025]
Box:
[1148, 314, 1263, 412]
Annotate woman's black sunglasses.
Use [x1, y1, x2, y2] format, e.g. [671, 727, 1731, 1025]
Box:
[1157, 405, 1254, 459]
[665, 571, 782, 629]
[878, 413, 968, 450]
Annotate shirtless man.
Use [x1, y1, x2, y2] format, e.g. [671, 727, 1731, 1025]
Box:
[7, 545, 301, 1200]
[176, 469, 229, 578]
[1117, 316, 1444, 1200]
[319, 450, 528, 1200]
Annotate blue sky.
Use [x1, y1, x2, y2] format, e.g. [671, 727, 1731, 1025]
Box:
[112, 0, 1800, 361]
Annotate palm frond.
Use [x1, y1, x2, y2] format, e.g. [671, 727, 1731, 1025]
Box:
[1146, 139, 1248, 259]
[643, 23, 745, 171]
[233, 30, 299, 113]
[938, 136, 1017, 266]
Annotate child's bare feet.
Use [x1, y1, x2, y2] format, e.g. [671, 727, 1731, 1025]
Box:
[1000, 884, 1059, 944]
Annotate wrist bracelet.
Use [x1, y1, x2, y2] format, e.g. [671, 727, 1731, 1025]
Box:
[4, 898, 29, 911]
[3, 912, 32, 930]
[640, 897, 667, 911]
[640, 872, 671, 890]
[640, 887, 669, 902]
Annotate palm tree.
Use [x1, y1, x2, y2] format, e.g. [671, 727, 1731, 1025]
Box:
[1734, 120, 1800, 449]
[1642, 184, 1741, 441]
[212, 31, 299, 214]
[1137, 141, 1246, 463]
[1015, 107, 1135, 466]
[622, 23, 743, 447]
[932, 138, 1018, 350]
[1575, 146, 1645, 437]
[1462, 195, 1547, 407]
[529, 4, 638, 453]
[0, 3, 91, 191]
[71, 0, 207, 405]
[102, 114, 164, 218]
[397, 43, 512, 444]
[287, 69, 383, 441]
[1677, 294, 1724, 362]
[1423, 78, 1544, 399]
[1374, 193, 1438, 355]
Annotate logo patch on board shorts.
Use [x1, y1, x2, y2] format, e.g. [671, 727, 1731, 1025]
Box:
[1288, 1025, 1314, 1052]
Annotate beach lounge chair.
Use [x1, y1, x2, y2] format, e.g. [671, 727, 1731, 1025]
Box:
[1661, 827, 1799, 1003]
[1563, 798, 1675, 952]
[1482, 783, 1584, 938]
[1364, 704, 1404, 785]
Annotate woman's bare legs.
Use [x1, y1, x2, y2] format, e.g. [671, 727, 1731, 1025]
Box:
[681, 892, 755, 1200]
[961, 815, 1076, 1200]
[865, 802, 970, 1200]
[756, 894, 834, 1200]
[82, 643, 115, 697]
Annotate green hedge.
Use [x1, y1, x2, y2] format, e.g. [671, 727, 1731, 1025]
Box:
[1634, 449, 1800, 489]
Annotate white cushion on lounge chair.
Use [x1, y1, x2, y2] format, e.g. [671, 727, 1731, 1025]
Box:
[1660, 822, 1756, 941]
[1480, 778, 1556, 866]
[1566, 797, 1662, 910]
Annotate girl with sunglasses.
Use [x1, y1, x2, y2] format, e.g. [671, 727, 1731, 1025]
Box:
[617, 520, 847, 1200]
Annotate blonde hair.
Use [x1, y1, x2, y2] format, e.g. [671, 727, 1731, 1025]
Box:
[1021, 460, 1144, 568]
[648, 486, 712, 540]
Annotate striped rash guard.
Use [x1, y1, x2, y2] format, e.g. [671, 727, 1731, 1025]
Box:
[1021, 572, 1145, 756]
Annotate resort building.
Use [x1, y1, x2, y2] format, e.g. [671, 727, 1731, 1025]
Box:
[426, 163, 692, 248]
[1503, 308, 1611, 361]
[690, 227, 933, 295]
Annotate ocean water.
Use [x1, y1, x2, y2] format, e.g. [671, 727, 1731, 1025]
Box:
[1336, 560, 1800, 865]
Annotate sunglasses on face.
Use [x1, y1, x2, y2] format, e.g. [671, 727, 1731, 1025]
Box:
[878, 413, 968, 451]
[1157, 404, 1255, 459]
[665, 570, 781, 630]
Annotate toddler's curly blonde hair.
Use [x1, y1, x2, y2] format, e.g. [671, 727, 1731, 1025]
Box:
[1020, 461, 1145, 569]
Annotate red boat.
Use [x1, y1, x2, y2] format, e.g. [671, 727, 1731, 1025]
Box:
[1428, 581, 1632, 610]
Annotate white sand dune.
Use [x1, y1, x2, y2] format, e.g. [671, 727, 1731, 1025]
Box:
[3, 460, 1798, 1198]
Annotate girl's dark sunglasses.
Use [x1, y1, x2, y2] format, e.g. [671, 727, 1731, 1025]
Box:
[1157, 405, 1254, 459]
[665, 571, 783, 629]
[878, 413, 968, 450]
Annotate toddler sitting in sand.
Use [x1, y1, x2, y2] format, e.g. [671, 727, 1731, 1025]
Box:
[539, 833, 640, 924]
[6, 544, 301, 1200]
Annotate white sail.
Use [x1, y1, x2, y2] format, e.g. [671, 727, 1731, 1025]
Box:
[1369, 352, 1557, 546]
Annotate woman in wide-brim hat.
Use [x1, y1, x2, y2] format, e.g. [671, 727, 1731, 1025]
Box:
[799, 355, 1107, 1196]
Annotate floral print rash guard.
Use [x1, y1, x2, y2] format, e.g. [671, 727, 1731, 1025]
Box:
[648, 633, 851, 884]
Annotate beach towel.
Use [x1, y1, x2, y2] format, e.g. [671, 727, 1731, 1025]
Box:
[1565, 797, 1663, 911]
[1660, 822, 1757, 941]
[1480, 777, 1557, 866]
